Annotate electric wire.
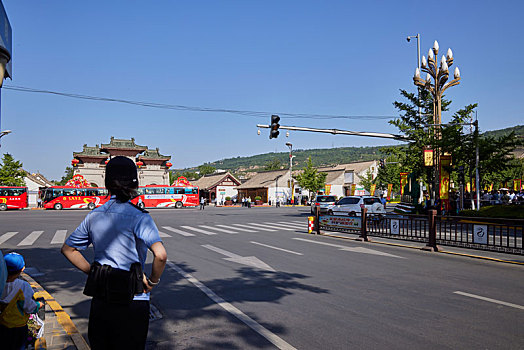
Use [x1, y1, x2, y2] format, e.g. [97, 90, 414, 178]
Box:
[3, 85, 395, 121]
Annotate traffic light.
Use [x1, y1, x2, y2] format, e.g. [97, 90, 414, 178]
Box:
[379, 159, 386, 169]
[269, 115, 280, 139]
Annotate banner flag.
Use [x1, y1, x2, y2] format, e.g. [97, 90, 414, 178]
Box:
[370, 184, 376, 196]
[387, 184, 393, 200]
[350, 184, 356, 196]
[400, 173, 409, 196]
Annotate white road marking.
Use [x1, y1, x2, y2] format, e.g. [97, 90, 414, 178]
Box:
[278, 221, 306, 228]
[250, 241, 303, 255]
[158, 231, 172, 238]
[200, 225, 238, 234]
[292, 237, 404, 258]
[51, 230, 68, 244]
[454, 291, 524, 310]
[263, 222, 299, 231]
[162, 226, 195, 237]
[18, 231, 44, 246]
[0, 232, 18, 245]
[202, 244, 275, 271]
[181, 226, 217, 235]
[245, 223, 277, 232]
[216, 224, 257, 232]
[166, 261, 296, 350]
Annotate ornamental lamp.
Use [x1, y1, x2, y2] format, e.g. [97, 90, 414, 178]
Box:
[433, 40, 439, 54]
[136, 161, 144, 168]
[421, 56, 427, 68]
[71, 159, 80, 167]
[165, 162, 172, 168]
[454, 67, 460, 79]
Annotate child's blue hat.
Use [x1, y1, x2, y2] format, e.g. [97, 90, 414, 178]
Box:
[4, 252, 25, 273]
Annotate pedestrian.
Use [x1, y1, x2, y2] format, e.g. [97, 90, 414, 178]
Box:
[380, 194, 387, 210]
[0, 252, 44, 350]
[37, 197, 42, 208]
[200, 197, 205, 210]
[247, 196, 252, 208]
[61, 156, 167, 350]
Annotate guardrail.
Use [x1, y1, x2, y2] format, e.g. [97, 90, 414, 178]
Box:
[315, 208, 524, 255]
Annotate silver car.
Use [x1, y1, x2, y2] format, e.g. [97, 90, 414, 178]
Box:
[311, 195, 337, 214]
[327, 196, 385, 216]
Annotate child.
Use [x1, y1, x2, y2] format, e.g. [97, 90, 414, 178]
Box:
[0, 252, 43, 350]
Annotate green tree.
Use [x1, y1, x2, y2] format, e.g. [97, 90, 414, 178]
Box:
[294, 157, 327, 197]
[359, 170, 374, 193]
[0, 153, 26, 186]
[55, 166, 74, 186]
[264, 159, 282, 171]
[198, 164, 216, 176]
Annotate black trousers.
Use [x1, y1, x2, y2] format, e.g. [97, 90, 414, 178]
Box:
[88, 297, 150, 350]
[0, 324, 28, 350]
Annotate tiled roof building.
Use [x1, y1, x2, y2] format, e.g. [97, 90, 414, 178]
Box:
[72, 137, 171, 187]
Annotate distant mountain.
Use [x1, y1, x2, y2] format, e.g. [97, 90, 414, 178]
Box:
[176, 125, 523, 174]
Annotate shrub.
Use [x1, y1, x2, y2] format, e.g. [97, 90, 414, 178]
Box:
[255, 196, 262, 201]
[225, 196, 231, 201]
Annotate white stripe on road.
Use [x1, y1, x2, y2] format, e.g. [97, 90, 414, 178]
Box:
[181, 226, 217, 235]
[293, 237, 404, 258]
[199, 225, 238, 234]
[263, 222, 300, 231]
[454, 291, 524, 310]
[162, 226, 195, 237]
[166, 261, 297, 350]
[216, 224, 257, 233]
[233, 224, 276, 232]
[18, 231, 44, 246]
[278, 221, 306, 228]
[158, 231, 172, 238]
[0, 232, 18, 245]
[245, 223, 277, 232]
[51, 230, 68, 244]
[250, 241, 303, 255]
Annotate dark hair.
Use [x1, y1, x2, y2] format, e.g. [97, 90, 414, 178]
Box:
[106, 178, 138, 202]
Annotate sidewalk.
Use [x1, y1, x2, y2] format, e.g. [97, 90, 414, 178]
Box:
[22, 273, 90, 350]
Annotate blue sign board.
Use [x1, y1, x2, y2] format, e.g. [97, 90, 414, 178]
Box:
[0, 1, 11, 78]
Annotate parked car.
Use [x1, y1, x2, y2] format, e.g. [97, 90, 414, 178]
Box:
[326, 196, 385, 216]
[311, 195, 337, 214]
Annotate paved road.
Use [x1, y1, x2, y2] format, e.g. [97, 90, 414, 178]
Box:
[1, 207, 523, 349]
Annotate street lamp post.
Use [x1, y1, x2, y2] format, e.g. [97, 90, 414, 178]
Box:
[286, 142, 294, 205]
[413, 40, 461, 208]
[0, 129, 11, 147]
[407, 34, 421, 118]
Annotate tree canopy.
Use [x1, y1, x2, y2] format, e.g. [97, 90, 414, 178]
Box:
[294, 157, 327, 196]
[0, 153, 26, 186]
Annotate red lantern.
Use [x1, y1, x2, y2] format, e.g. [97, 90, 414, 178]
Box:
[104, 159, 109, 165]
[136, 161, 144, 168]
[71, 159, 80, 167]
[165, 162, 172, 168]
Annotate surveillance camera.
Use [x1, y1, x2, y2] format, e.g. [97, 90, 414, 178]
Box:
[406, 36, 411, 42]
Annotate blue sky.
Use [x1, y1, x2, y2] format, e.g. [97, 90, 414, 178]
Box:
[0, 0, 522, 180]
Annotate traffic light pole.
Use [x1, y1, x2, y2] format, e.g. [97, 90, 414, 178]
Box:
[257, 124, 409, 141]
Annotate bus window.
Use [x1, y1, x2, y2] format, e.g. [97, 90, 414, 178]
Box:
[137, 188, 144, 195]
[166, 188, 174, 194]
[192, 188, 198, 194]
[63, 189, 76, 196]
[174, 188, 184, 194]
[153, 188, 165, 194]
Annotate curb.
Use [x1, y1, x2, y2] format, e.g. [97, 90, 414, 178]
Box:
[22, 272, 90, 350]
[319, 232, 524, 265]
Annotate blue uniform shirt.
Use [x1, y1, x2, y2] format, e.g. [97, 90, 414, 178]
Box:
[65, 197, 162, 301]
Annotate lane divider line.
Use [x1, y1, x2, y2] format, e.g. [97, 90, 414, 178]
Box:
[250, 241, 303, 255]
[454, 291, 524, 310]
[166, 261, 296, 350]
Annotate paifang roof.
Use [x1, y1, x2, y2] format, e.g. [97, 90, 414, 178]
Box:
[73, 144, 108, 158]
[192, 172, 241, 190]
[100, 137, 147, 151]
[138, 148, 171, 161]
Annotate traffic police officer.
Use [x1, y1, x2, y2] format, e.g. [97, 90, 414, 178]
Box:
[61, 156, 167, 350]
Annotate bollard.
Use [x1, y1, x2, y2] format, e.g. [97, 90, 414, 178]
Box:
[422, 209, 439, 252]
[357, 207, 369, 241]
[315, 206, 321, 235]
[308, 216, 315, 234]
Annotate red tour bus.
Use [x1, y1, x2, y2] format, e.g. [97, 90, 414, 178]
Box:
[42, 186, 109, 210]
[134, 181, 199, 209]
[0, 186, 29, 211]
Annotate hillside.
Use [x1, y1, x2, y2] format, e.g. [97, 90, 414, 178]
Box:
[176, 125, 523, 174]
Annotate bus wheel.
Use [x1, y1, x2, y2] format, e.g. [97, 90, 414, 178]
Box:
[87, 203, 95, 210]
[175, 201, 183, 209]
[0, 203, 7, 211]
[54, 203, 63, 210]
[138, 202, 145, 209]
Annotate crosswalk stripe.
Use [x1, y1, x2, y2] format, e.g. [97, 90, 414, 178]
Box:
[267, 222, 302, 229]
[158, 231, 172, 238]
[0, 232, 18, 245]
[162, 226, 195, 237]
[262, 223, 297, 231]
[181, 226, 217, 235]
[244, 223, 277, 232]
[291, 220, 305, 224]
[216, 224, 257, 233]
[278, 222, 306, 229]
[199, 225, 238, 234]
[18, 231, 44, 246]
[51, 230, 68, 244]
